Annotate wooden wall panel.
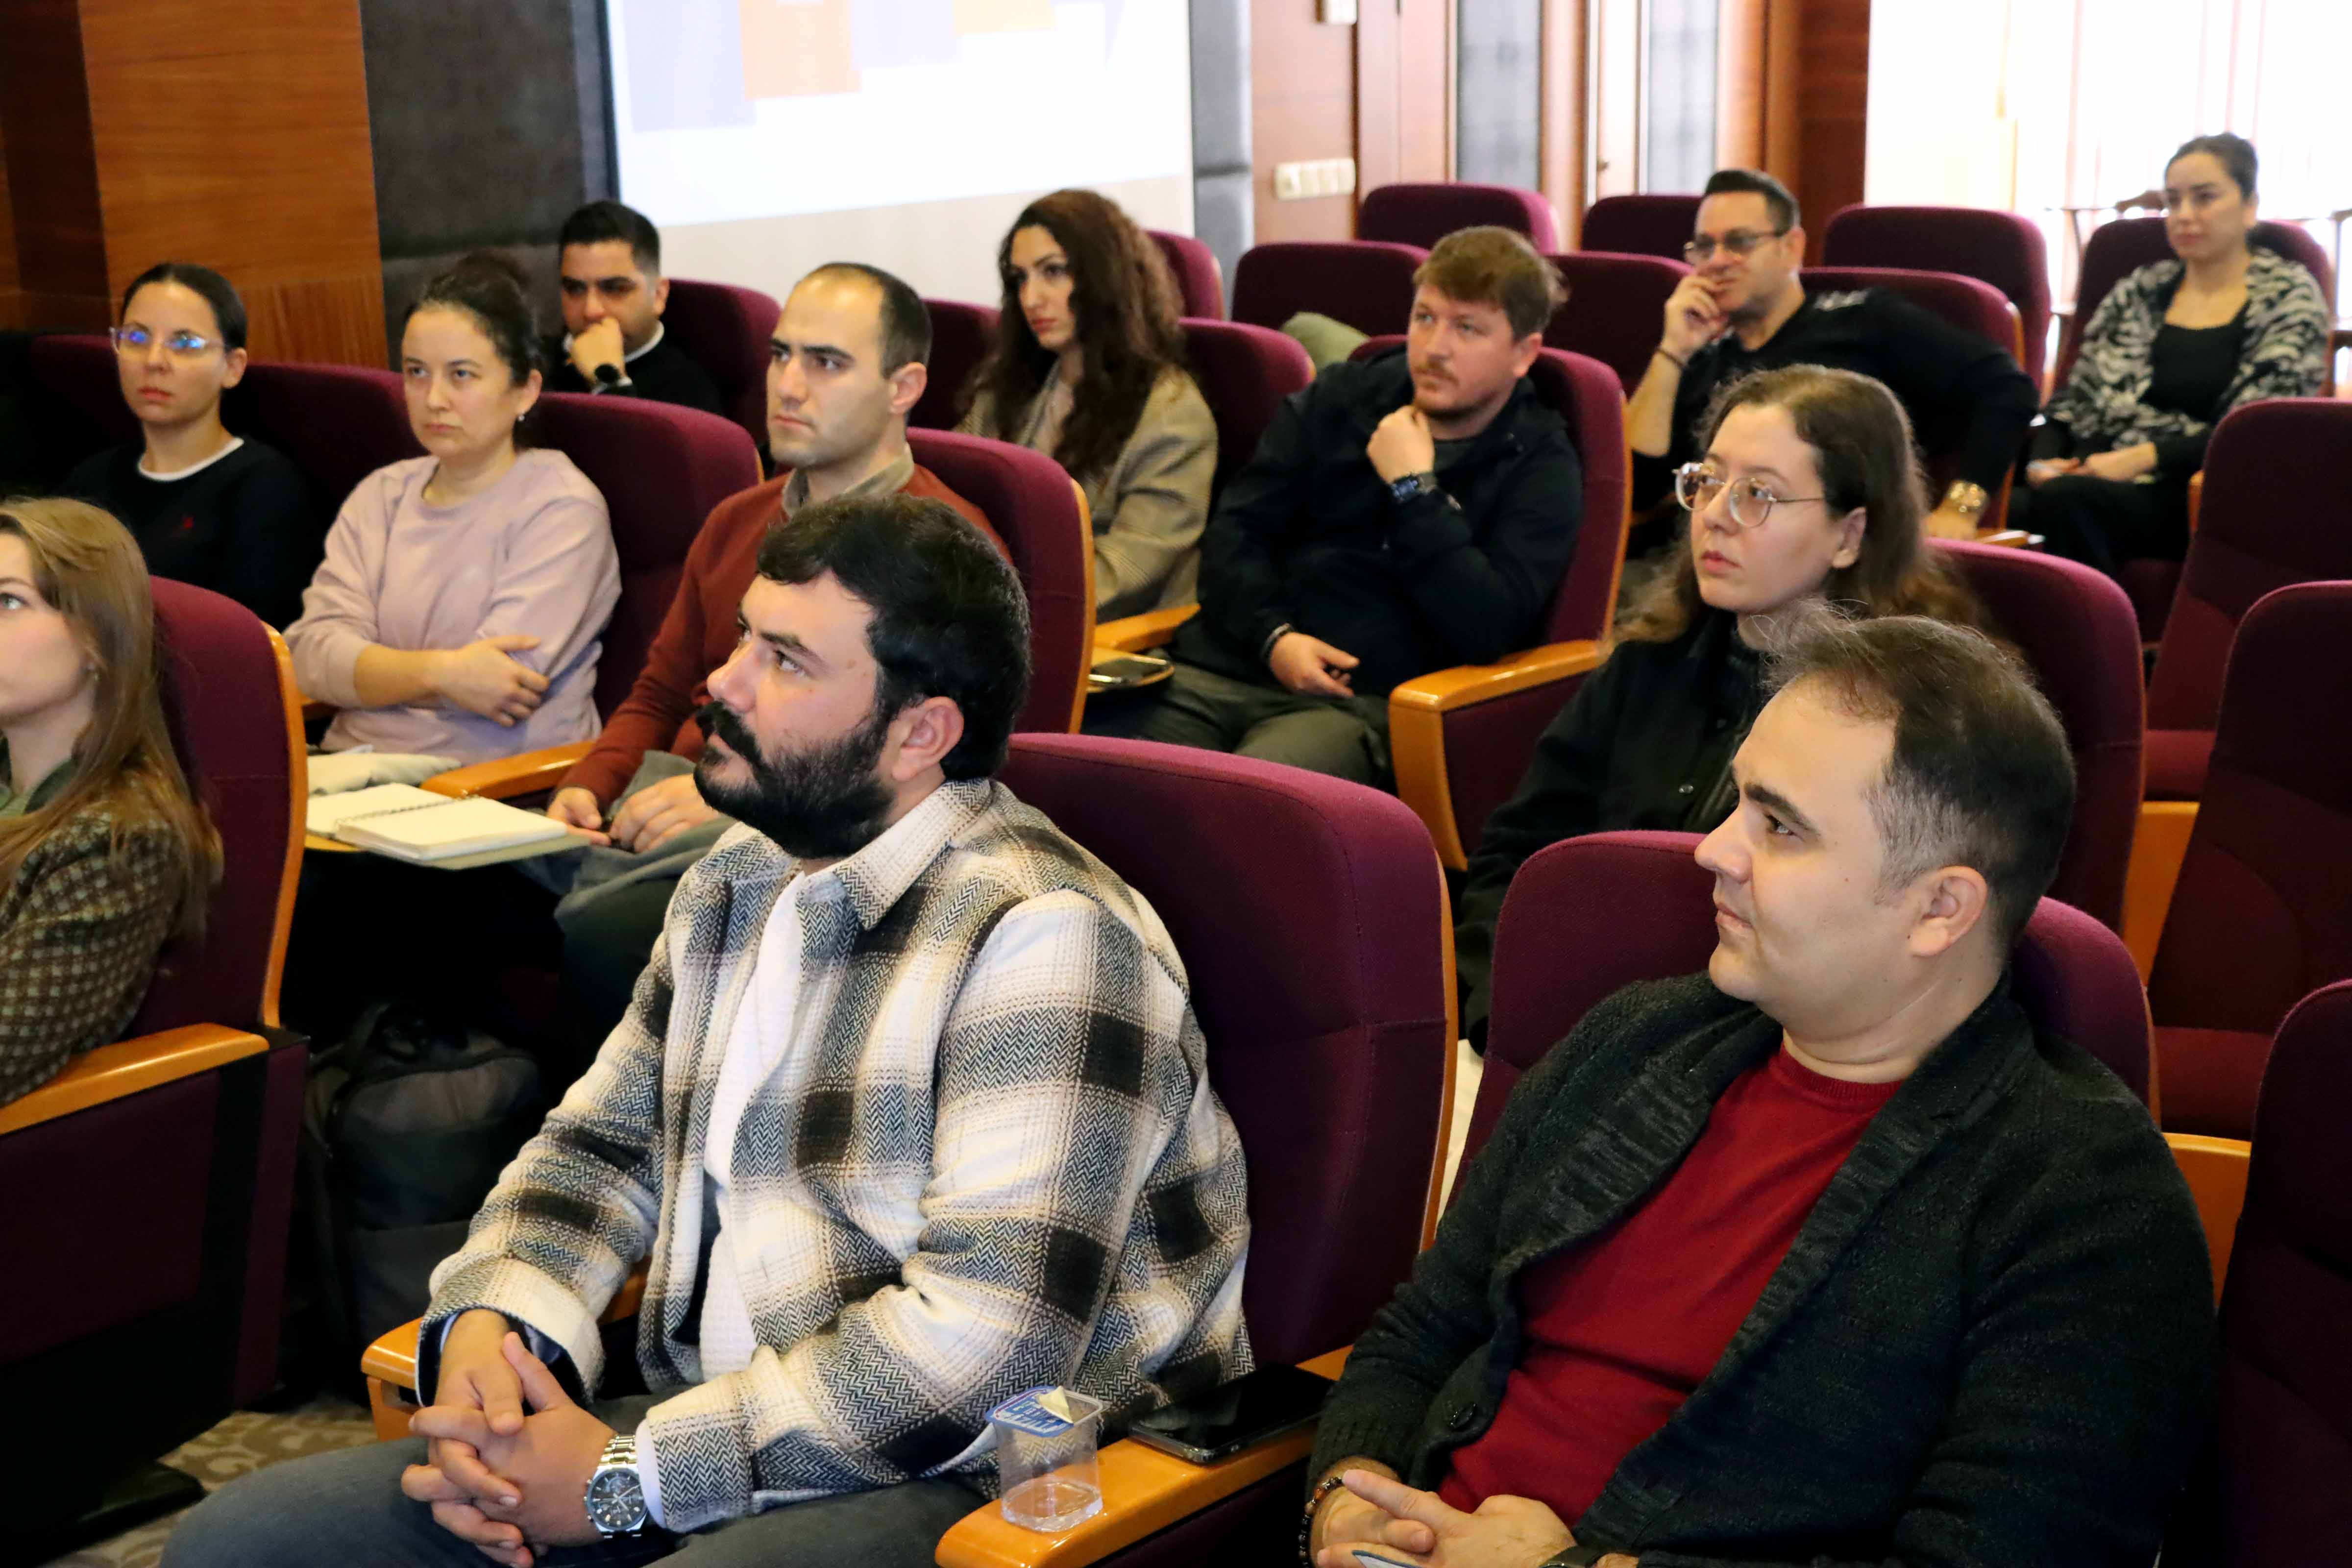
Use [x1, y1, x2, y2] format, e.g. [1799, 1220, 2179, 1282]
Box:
[0, 103, 17, 325]
[1538, 0, 1588, 244]
[1794, 0, 1868, 262]
[0, 0, 109, 330]
[1251, 1, 1357, 244]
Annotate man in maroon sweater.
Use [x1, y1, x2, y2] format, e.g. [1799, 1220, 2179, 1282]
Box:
[542, 263, 997, 1044]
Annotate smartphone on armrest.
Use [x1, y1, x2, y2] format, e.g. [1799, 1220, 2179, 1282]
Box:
[1124, 1363, 1331, 1465]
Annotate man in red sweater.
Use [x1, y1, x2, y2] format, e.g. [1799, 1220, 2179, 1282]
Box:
[541, 263, 997, 1045]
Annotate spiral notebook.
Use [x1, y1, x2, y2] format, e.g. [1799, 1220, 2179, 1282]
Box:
[305, 783, 575, 865]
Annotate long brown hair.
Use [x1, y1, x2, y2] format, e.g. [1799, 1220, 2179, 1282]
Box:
[971, 189, 1189, 481]
[1618, 365, 1984, 646]
[0, 499, 220, 939]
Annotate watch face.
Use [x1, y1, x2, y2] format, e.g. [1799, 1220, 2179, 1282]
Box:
[586, 1467, 645, 1532]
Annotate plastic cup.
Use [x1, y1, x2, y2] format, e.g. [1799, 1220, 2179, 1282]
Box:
[988, 1386, 1105, 1533]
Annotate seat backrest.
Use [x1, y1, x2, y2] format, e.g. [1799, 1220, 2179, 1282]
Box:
[1821, 204, 2053, 375]
[911, 298, 1000, 431]
[1150, 229, 1226, 319]
[1230, 241, 1428, 338]
[1180, 318, 1313, 505]
[996, 734, 1450, 1366]
[532, 392, 764, 718]
[2145, 399, 2352, 734]
[237, 361, 419, 526]
[1544, 251, 1692, 392]
[138, 580, 304, 1034]
[2216, 976, 2352, 1563]
[1360, 182, 1560, 252]
[1932, 539, 2144, 933]
[905, 428, 1091, 735]
[2150, 583, 2352, 1038]
[659, 277, 783, 455]
[1578, 194, 1704, 260]
[2058, 217, 2336, 391]
[25, 333, 138, 477]
[1350, 337, 1629, 647]
[1469, 830, 2153, 1169]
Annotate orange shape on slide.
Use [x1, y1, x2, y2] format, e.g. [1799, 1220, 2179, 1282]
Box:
[954, 0, 1055, 30]
[740, 0, 859, 98]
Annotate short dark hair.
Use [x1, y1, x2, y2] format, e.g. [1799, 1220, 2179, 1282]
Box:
[755, 493, 1029, 780]
[121, 262, 248, 352]
[1766, 614, 2074, 951]
[801, 262, 932, 375]
[1414, 226, 1566, 340]
[1703, 168, 1800, 234]
[403, 252, 543, 391]
[558, 199, 663, 276]
[2169, 132, 2258, 199]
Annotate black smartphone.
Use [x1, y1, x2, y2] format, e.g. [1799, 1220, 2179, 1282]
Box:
[1087, 653, 1174, 690]
[1125, 1364, 1330, 1464]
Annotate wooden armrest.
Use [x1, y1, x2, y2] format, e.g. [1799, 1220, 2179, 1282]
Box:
[1388, 641, 1605, 871]
[935, 1348, 1351, 1568]
[2122, 800, 2199, 981]
[2186, 470, 2204, 535]
[422, 742, 595, 801]
[1094, 605, 1197, 653]
[0, 1024, 269, 1137]
[2165, 1132, 2250, 1301]
[363, 1268, 652, 1440]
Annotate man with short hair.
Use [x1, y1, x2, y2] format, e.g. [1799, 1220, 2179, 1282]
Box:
[545, 199, 726, 415]
[540, 262, 1001, 1052]
[1305, 615, 2213, 1568]
[1087, 225, 1583, 784]
[167, 495, 1250, 1568]
[1628, 169, 2037, 553]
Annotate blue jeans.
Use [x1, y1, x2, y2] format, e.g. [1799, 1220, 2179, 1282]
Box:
[162, 1395, 989, 1568]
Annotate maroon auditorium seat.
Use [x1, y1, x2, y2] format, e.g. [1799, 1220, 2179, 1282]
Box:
[2143, 400, 2352, 801]
[1470, 830, 2153, 1161]
[1933, 539, 2144, 934]
[1230, 240, 1427, 338]
[1360, 181, 1560, 251]
[1544, 251, 1691, 392]
[1579, 194, 1704, 260]
[1821, 204, 2053, 379]
[1149, 229, 1225, 319]
[1178, 318, 1312, 505]
[911, 297, 999, 431]
[907, 428, 1091, 735]
[2151, 583, 2352, 1139]
[659, 277, 783, 456]
[239, 361, 418, 515]
[26, 332, 139, 472]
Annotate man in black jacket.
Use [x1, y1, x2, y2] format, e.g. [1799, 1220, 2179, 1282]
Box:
[1627, 169, 2036, 555]
[1086, 227, 1583, 784]
[543, 200, 726, 416]
[1306, 615, 2213, 1568]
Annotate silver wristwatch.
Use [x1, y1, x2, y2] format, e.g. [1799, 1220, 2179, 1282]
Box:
[584, 1432, 649, 1538]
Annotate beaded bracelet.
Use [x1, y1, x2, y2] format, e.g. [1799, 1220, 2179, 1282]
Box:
[1297, 1471, 1352, 1566]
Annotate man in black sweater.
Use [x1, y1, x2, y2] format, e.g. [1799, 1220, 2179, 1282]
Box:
[1305, 615, 2213, 1568]
[542, 200, 725, 416]
[1086, 227, 1583, 784]
[1627, 169, 2036, 556]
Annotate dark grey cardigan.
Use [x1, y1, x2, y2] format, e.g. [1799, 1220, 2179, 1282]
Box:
[1313, 974, 2215, 1567]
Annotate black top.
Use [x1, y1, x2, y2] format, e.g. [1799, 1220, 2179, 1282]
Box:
[61, 438, 317, 627]
[1312, 972, 2215, 1568]
[541, 331, 725, 416]
[2144, 311, 2248, 472]
[1171, 348, 1585, 698]
[1635, 287, 2039, 551]
[1456, 611, 1763, 1036]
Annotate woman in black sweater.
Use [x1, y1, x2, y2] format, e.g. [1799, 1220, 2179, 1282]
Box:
[62, 262, 315, 627]
[1456, 365, 1985, 1041]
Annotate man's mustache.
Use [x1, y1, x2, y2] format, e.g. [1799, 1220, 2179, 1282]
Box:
[697, 700, 762, 763]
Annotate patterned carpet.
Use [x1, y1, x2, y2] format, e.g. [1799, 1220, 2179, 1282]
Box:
[39, 1398, 380, 1568]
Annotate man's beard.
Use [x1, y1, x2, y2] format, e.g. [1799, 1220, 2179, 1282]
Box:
[692, 699, 896, 861]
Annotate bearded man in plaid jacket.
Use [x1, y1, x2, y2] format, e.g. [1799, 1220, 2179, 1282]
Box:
[171, 494, 1252, 1568]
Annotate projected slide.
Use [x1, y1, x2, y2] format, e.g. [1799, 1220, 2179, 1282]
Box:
[609, 0, 1191, 227]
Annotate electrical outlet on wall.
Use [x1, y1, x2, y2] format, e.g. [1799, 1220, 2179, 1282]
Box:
[1274, 158, 1359, 201]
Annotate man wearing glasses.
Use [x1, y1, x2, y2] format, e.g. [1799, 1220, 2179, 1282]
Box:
[1625, 170, 2037, 557]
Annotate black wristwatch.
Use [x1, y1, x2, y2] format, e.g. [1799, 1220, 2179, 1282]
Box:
[1387, 470, 1440, 504]
[1539, 1546, 1608, 1568]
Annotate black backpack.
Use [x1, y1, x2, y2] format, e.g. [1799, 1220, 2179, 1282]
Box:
[298, 1002, 550, 1390]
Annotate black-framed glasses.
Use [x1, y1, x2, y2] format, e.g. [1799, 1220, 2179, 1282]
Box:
[1681, 228, 1788, 263]
[111, 325, 220, 359]
[1675, 463, 1824, 530]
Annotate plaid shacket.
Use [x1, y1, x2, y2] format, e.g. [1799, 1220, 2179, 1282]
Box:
[422, 778, 1252, 1530]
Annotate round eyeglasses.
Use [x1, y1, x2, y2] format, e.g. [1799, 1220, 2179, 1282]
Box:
[1675, 463, 1825, 530]
[1680, 228, 1788, 263]
[111, 325, 220, 359]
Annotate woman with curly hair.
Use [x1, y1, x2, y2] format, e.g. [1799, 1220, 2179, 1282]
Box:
[960, 190, 1218, 618]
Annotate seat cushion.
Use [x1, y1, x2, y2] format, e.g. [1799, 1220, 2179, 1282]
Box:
[2145, 728, 2216, 802]
[2156, 1024, 2275, 1139]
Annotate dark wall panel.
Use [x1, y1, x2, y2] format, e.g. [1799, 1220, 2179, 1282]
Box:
[1190, 0, 1252, 294]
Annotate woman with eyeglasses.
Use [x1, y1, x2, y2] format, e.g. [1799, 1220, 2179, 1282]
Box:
[60, 263, 316, 627]
[2021, 133, 2329, 578]
[1453, 365, 1985, 1045]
